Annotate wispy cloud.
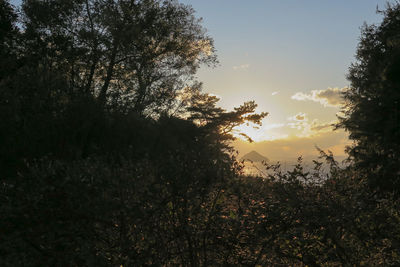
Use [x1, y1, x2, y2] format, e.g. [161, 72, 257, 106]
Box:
[287, 113, 338, 138]
[234, 129, 350, 161]
[311, 120, 336, 132]
[234, 122, 286, 142]
[287, 113, 310, 136]
[288, 112, 307, 122]
[291, 87, 348, 107]
[264, 123, 285, 130]
[233, 64, 250, 71]
[271, 91, 279, 96]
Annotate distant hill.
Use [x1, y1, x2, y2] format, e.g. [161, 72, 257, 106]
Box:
[241, 150, 269, 162]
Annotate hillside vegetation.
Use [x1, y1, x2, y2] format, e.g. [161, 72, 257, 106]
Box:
[1, 0, 399, 265]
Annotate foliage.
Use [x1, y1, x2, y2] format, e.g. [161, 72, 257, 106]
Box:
[21, 0, 216, 114]
[0, 0, 263, 265]
[230, 155, 400, 266]
[1, 0, 400, 266]
[186, 88, 268, 143]
[338, 2, 400, 193]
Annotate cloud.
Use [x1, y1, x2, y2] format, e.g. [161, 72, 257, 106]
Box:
[234, 129, 350, 162]
[233, 64, 250, 71]
[235, 112, 340, 143]
[286, 113, 338, 138]
[288, 112, 307, 121]
[287, 113, 308, 134]
[291, 87, 348, 107]
[265, 123, 286, 130]
[311, 120, 336, 132]
[271, 91, 279, 96]
[234, 122, 286, 142]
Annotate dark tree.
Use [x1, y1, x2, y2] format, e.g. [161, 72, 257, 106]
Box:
[11, 0, 400, 265]
[0, 0, 18, 78]
[0, 1, 269, 265]
[21, 0, 216, 115]
[338, 2, 400, 193]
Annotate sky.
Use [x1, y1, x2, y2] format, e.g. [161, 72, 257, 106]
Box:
[178, 0, 389, 161]
[10, 0, 389, 161]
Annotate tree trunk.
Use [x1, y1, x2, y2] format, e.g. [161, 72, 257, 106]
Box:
[98, 43, 117, 104]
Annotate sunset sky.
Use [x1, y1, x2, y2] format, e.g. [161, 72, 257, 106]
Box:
[180, 0, 387, 160]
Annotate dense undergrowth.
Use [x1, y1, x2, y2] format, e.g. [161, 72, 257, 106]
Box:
[1, 0, 399, 265]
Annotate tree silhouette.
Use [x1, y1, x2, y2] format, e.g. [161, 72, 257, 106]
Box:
[338, 2, 400, 193]
[3, 0, 400, 265]
[21, 0, 216, 114]
[0, 1, 268, 265]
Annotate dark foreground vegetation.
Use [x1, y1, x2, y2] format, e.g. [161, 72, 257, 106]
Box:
[1, 0, 399, 265]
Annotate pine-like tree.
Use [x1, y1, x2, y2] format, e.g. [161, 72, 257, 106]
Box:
[338, 2, 400, 193]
